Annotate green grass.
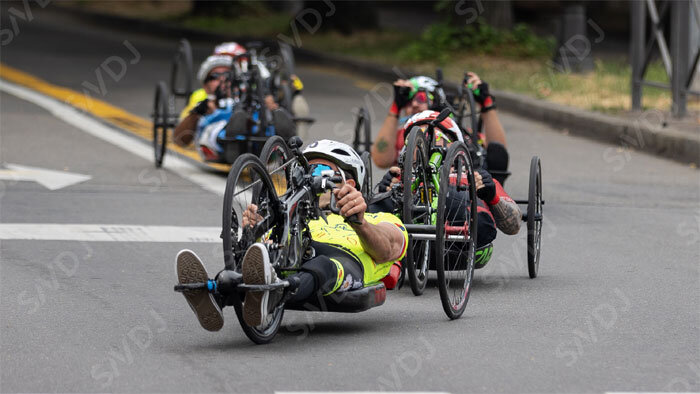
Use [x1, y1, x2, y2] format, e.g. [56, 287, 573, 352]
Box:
[81, 2, 692, 114]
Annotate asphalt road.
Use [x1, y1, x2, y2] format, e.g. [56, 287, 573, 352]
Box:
[1, 4, 699, 393]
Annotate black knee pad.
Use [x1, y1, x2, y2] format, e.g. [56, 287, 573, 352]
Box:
[300, 256, 340, 295]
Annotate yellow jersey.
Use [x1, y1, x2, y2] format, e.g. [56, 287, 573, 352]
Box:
[308, 212, 408, 286]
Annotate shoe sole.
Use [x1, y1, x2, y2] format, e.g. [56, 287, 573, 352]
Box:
[176, 250, 223, 332]
[242, 245, 270, 327]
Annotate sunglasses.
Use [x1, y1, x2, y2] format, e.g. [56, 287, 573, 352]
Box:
[310, 164, 335, 177]
[205, 72, 230, 82]
[411, 91, 429, 105]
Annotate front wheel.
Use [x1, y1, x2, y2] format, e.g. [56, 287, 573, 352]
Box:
[222, 154, 285, 343]
[259, 136, 293, 198]
[402, 128, 432, 296]
[435, 142, 477, 319]
[232, 295, 285, 345]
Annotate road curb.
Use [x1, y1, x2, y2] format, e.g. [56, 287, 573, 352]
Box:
[53, 5, 699, 166]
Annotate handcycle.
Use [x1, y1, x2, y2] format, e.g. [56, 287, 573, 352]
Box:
[351, 73, 545, 285]
[150, 39, 313, 168]
[173, 131, 478, 344]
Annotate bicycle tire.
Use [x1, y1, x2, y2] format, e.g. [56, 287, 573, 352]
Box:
[402, 128, 432, 296]
[259, 135, 293, 198]
[170, 39, 193, 98]
[435, 142, 477, 319]
[222, 154, 284, 344]
[152, 81, 169, 168]
[527, 156, 542, 278]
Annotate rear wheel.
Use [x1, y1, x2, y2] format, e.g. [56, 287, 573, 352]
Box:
[527, 156, 543, 278]
[435, 142, 477, 319]
[222, 154, 284, 344]
[152, 81, 170, 168]
[352, 107, 372, 155]
[456, 86, 479, 135]
[402, 128, 432, 296]
[170, 39, 193, 98]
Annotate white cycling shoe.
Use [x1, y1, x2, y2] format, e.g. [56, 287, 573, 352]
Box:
[242, 243, 277, 327]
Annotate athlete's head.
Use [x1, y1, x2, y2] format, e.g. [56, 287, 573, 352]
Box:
[303, 140, 366, 192]
[404, 76, 446, 115]
[197, 55, 232, 94]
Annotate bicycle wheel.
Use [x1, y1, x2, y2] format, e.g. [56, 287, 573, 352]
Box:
[259, 135, 293, 198]
[170, 39, 193, 98]
[152, 81, 169, 168]
[435, 142, 477, 319]
[353, 107, 372, 154]
[402, 128, 432, 296]
[222, 154, 284, 344]
[457, 88, 478, 134]
[527, 156, 543, 279]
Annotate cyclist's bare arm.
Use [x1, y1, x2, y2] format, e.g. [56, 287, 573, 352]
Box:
[173, 113, 198, 146]
[481, 110, 507, 147]
[335, 183, 404, 263]
[466, 72, 507, 148]
[371, 115, 400, 168]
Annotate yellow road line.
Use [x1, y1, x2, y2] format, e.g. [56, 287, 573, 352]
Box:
[0, 63, 230, 173]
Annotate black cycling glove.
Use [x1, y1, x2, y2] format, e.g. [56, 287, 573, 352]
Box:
[476, 168, 497, 203]
[190, 99, 209, 116]
[393, 85, 411, 111]
[378, 168, 400, 191]
[473, 82, 496, 112]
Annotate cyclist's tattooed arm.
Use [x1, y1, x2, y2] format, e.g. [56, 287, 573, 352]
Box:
[371, 111, 401, 168]
[375, 138, 388, 152]
[490, 199, 521, 235]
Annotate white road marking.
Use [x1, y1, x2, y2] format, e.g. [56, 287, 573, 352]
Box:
[0, 163, 91, 190]
[0, 79, 226, 196]
[0, 223, 220, 243]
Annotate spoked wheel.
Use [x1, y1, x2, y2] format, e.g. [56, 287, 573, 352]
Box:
[280, 80, 293, 113]
[456, 85, 479, 135]
[435, 142, 477, 319]
[527, 156, 543, 279]
[170, 38, 193, 98]
[353, 107, 372, 155]
[223, 154, 284, 344]
[402, 128, 433, 296]
[152, 81, 170, 168]
[259, 135, 293, 198]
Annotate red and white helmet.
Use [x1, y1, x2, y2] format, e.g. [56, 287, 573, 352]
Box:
[400, 110, 463, 144]
[213, 42, 246, 57]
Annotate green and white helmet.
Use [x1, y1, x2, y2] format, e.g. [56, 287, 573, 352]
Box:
[409, 76, 447, 110]
[303, 140, 366, 191]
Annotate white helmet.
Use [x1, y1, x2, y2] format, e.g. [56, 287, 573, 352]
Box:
[303, 140, 366, 191]
[197, 55, 232, 84]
